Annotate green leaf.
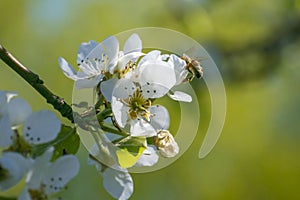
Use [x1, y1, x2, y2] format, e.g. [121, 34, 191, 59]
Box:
[32, 125, 80, 160]
[115, 136, 146, 168]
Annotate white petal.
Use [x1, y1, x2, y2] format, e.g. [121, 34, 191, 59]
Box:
[77, 61, 99, 76]
[18, 188, 31, 200]
[0, 152, 32, 191]
[140, 83, 169, 99]
[168, 91, 192, 102]
[134, 145, 158, 167]
[111, 97, 129, 128]
[138, 50, 161, 67]
[117, 52, 144, 72]
[168, 54, 186, 71]
[5, 92, 18, 102]
[100, 78, 118, 102]
[112, 79, 136, 99]
[6, 98, 32, 127]
[168, 54, 188, 84]
[102, 36, 119, 67]
[58, 57, 79, 80]
[156, 131, 179, 158]
[77, 40, 99, 64]
[23, 110, 61, 145]
[138, 61, 176, 93]
[102, 167, 133, 200]
[130, 119, 156, 137]
[0, 115, 14, 147]
[159, 141, 179, 158]
[149, 105, 170, 130]
[86, 36, 119, 70]
[161, 54, 170, 61]
[123, 33, 142, 54]
[26, 147, 53, 189]
[43, 155, 80, 195]
[75, 75, 103, 89]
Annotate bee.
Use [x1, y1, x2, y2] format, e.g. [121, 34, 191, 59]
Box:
[181, 53, 204, 81]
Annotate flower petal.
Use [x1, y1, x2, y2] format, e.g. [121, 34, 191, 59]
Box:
[0, 152, 32, 191]
[138, 61, 176, 94]
[75, 75, 103, 89]
[149, 105, 170, 130]
[130, 119, 156, 137]
[86, 36, 119, 70]
[18, 188, 31, 200]
[26, 147, 53, 189]
[123, 33, 142, 54]
[0, 115, 14, 148]
[102, 167, 133, 200]
[23, 110, 61, 145]
[111, 97, 129, 128]
[140, 83, 169, 99]
[6, 98, 32, 127]
[77, 40, 99, 64]
[117, 52, 144, 73]
[112, 79, 136, 99]
[138, 50, 161, 67]
[134, 145, 158, 167]
[168, 54, 188, 84]
[155, 130, 179, 158]
[58, 57, 79, 80]
[168, 91, 192, 102]
[43, 155, 80, 195]
[100, 78, 118, 102]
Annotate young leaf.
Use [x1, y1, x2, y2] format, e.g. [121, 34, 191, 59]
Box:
[115, 136, 146, 168]
[32, 125, 80, 160]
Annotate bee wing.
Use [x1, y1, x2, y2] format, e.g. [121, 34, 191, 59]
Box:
[183, 46, 208, 62]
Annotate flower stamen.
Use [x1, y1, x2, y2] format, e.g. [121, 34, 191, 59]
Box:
[121, 89, 151, 121]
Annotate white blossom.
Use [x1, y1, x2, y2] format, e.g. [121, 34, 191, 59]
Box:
[19, 147, 80, 200]
[0, 91, 32, 128]
[0, 152, 32, 191]
[88, 144, 133, 200]
[59, 36, 119, 89]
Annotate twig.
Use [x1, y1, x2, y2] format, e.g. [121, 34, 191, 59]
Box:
[0, 45, 74, 122]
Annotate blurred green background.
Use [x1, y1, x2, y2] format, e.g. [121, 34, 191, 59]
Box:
[1, 0, 300, 199]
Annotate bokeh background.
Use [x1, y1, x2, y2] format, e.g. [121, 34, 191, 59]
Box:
[1, 0, 300, 199]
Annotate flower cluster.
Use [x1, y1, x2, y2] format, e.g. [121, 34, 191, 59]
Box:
[0, 91, 79, 200]
[59, 33, 202, 199]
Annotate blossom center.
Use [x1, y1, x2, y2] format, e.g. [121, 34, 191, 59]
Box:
[0, 165, 10, 182]
[118, 60, 137, 78]
[122, 89, 151, 120]
[6, 133, 32, 156]
[29, 188, 47, 200]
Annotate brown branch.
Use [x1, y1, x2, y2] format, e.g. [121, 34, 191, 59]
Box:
[0, 45, 74, 122]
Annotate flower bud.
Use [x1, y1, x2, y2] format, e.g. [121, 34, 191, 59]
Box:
[154, 130, 179, 158]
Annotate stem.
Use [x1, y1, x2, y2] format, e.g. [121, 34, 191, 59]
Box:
[99, 122, 129, 136]
[0, 196, 16, 200]
[0, 45, 74, 122]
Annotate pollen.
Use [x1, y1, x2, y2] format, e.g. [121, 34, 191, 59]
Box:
[122, 89, 151, 120]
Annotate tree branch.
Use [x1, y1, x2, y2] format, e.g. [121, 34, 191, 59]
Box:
[0, 45, 74, 123]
